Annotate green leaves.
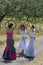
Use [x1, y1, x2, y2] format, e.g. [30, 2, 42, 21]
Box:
[0, 0, 43, 21]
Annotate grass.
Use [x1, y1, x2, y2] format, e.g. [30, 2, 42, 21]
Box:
[0, 41, 5, 49]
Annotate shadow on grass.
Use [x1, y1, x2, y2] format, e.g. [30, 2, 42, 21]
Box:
[0, 58, 13, 64]
[24, 56, 35, 62]
[17, 53, 34, 62]
[0, 59, 13, 64]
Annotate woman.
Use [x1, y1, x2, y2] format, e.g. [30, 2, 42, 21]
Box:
[17, 23, 28, 54]
[24, 23, 35, 59]
[2, 21, 17, 60]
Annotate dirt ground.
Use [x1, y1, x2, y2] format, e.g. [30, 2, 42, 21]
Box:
[25, 52, 43, 65]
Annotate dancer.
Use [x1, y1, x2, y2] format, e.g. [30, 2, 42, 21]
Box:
[17, 23, 28, 54]
[2, 21, 17, 60]
[24, 23, 35, 59]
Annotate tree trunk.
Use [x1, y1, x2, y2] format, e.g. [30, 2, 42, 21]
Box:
[0, 14, 5, 28]
[27, 16, 28, 21]
[0, 23, 1, 29]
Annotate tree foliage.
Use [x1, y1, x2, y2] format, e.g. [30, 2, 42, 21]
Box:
[0, 0, 43, 22]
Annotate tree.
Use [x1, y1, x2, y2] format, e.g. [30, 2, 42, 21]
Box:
[0, 0, 43, 23]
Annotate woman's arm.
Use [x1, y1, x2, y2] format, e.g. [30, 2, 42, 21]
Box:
[12, 21, 17, 29]
[33, 29, 36, 40]
[17, 23, 21, 30]
[25, 22, 32, 28]
[24, 23, 29, 29]
[4, 21, 9, 29]
[29, 22, 32, 27]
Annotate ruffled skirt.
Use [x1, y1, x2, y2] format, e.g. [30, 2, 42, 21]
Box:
[2, 38, 16, 60]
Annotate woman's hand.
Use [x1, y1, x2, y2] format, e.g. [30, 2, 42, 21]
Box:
[12, 21, 17, 29]
[5, 21, 9, 29]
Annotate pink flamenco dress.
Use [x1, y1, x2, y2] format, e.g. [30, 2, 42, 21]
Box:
[2, 32, 17, 60]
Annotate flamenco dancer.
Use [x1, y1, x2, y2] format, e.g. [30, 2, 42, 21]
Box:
[24, 23, 35, 59]
[2, 21, 17, 60]
[17, 23, 28, 55]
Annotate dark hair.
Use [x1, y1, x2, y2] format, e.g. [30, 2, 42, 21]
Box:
[20, 24, 25, 30]
[8, 23, 13, 29]
[32, 25, 35, 29]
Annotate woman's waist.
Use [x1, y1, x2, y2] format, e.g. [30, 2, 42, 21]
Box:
[22, 36, 27, 39]
[7, 37, 14, 39]
[7, 33, 13, 38]
[7, 35, 13, 38]
[30, 36, 35, 38]
[22, 35, 26, 37]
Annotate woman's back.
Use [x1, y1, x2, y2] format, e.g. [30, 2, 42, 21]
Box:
[6, 32, 13, 38]
[30, 29, 35, 37]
